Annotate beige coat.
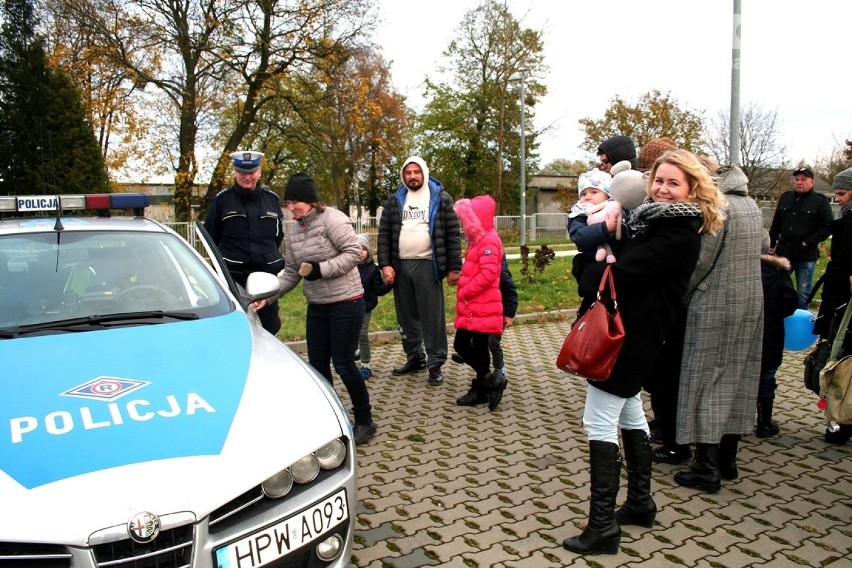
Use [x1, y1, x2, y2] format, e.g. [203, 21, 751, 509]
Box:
[274, 207, 363, 304]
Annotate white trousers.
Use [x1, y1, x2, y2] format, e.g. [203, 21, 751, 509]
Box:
[582, 384, 649, 444]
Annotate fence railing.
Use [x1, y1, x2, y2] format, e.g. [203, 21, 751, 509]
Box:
[164, 207, 796, 252]
[164, 212, 572, 251]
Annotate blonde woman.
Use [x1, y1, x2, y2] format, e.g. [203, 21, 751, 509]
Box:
[563, 149, 725, 556]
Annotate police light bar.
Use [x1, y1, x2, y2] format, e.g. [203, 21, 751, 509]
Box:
[0, 194, 149, 214]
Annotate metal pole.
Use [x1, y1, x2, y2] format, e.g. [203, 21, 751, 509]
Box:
[519, 76, 526, 246]
[729, 0, 742, 165]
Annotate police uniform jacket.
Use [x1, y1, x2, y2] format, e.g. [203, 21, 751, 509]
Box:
[204, 183, 284, 277]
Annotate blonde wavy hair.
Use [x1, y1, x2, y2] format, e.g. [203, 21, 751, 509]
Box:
[646, 149, 727, 235]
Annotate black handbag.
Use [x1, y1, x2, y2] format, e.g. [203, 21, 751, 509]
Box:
[804, 340, 831, 395]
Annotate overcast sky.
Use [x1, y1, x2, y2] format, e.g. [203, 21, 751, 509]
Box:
[374, 0, 852, 168]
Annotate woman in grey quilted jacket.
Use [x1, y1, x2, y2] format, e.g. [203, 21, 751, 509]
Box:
[256, 172, 375, 445]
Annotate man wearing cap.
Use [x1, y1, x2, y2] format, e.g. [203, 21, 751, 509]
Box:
[769, 165, 833, 309]
[205, 150, 285, 333]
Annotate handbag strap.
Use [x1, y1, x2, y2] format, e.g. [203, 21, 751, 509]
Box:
[830, 300, 852, 360]
[597, 265, 617, 304]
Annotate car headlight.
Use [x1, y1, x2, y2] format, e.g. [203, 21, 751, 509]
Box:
[262, 438, 348, 499]
[315, 439, 346, 469]
[291, 454, 320, 484]
[261, 469, 293, 499]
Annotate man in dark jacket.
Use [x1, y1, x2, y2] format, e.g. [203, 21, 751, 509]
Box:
[204, 150, 285, 334]
[768, 166, 833, 309]
[377, 156, 462, 385]
[597, 135, 638, 173]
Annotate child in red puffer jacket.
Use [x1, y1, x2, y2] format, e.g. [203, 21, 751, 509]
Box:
[452, 194, 507, 411]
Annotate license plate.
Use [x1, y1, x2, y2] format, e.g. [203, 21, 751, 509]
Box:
[215, 488, 348, 568]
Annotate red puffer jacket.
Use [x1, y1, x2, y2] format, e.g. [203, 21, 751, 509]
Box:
[453, 195, 504, 335]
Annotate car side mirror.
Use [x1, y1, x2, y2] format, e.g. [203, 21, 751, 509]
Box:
[245, 272, 280, 302]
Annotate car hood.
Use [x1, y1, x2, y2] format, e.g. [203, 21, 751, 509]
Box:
[0, 312, 347, 545]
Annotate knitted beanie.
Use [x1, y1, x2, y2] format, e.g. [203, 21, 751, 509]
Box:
[833, 167, 852, 190]
[284, 172, 319, 202]
[638, 137, 678, 171]
[577, 169, 612, 196]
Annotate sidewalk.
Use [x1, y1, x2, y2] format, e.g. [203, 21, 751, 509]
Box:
[324, 318, 851, 567]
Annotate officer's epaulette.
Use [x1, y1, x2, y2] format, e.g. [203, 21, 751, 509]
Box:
[261, 187, 282, 200]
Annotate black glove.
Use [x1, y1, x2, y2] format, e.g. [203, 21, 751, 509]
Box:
[303, 261, 322, 281]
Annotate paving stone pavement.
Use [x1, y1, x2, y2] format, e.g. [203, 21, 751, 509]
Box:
[314, 317, 851, 567]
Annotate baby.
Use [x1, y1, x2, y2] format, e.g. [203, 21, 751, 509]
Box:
[568, 169, 618, 263]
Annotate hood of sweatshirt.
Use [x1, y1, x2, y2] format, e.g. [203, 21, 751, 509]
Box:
[400, 156, 430, 191]
[597, 135, 637, 168]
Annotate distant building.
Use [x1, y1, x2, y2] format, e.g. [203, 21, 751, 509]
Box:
[528, 174, 576, 214]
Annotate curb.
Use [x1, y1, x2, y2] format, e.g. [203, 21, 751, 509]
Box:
[284, 309, 577, 354]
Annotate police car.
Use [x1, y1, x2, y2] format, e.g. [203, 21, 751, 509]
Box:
[0, 194, 356, 567]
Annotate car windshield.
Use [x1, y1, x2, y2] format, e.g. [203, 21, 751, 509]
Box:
[0, 230, 232, 330]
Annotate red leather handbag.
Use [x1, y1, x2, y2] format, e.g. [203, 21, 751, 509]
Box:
[556, 265, 625, 381]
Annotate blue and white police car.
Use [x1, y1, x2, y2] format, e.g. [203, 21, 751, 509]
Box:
[0, 194, 356, 567]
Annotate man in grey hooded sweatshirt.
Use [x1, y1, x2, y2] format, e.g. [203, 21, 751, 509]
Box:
[377, 156, 462, 385]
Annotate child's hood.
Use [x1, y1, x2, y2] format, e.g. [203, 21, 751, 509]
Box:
[454, 195, 496, 243]
[357, 233, 373, 263]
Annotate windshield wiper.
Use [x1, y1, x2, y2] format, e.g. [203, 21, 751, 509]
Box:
[0, 311, 200, 338]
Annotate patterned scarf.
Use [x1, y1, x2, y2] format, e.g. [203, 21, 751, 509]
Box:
[626, 200, 703, 236]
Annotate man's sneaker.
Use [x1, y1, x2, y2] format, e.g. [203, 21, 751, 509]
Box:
[392, 355, 426, 375]
[451, 352, 465, 364]
[354, 349, 360, 361]
[487, 371, 508, 411]
[428, 366, 444, 385]
[456, 389, 487, 406]
[353, 421, 377, 445]
[360, 367, 373, 380]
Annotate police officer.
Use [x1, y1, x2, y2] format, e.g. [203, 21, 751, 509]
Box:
[205, 151, 285, 334]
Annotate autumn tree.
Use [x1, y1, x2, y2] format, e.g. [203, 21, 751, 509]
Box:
[814, 139, 852, 184]
[201, 0, 375, 214]
[40, 0, 158, 179]
[56, 0, 372, 221]
[415, 0, 545, 213]
[578, 90, 703, 154]
[56, 0, 244, 220]
[702, 103, 789, 201]
[224, 43, 408, 213]
[0, 0, 108, 194]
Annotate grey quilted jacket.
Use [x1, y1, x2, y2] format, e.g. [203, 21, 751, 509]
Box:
[274, 207, 363, 304]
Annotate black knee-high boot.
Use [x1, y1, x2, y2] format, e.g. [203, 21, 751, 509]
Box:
[615, 430, 657, 527]
[563, 441, 622, 555]
[755, 401, 780, 437]
[718, 434, 740, 481]
[674, 443, 721, 493]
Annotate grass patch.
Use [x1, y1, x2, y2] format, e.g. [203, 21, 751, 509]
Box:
[272, 254, 579, 341]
